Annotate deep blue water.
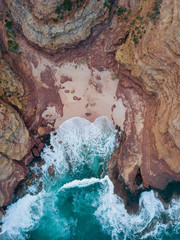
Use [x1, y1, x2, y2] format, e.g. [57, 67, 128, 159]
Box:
[0, 117, 179, 240]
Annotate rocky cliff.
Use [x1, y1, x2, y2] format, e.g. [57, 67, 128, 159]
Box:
[0, 0, 179, 213]
[114, 0, 180, 194]
[5, 0, 109, 48]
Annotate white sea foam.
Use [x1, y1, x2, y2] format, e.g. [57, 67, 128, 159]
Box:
[0, 117, 179, 240]
[94, 176, 180, 240]
[0, 176, 180, 240]
[41, 116, 116, 180]
[59, 176, 109, 191]
[0, 193, 43, 240]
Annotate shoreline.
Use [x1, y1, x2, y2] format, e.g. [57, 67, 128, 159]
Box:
[37, 61, 127, 130]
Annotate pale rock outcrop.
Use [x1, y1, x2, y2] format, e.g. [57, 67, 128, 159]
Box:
[4, 0, 109, 48]
[0, 49, 25, 110]
[0, 99, 31, 160]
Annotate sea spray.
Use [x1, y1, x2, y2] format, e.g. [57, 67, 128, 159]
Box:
[0, 117, 179, 240]
[0, 193, 43, 240]
[39, 116, 117, 192]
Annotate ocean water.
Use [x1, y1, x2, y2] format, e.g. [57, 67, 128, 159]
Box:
[0, 117, 180, 240]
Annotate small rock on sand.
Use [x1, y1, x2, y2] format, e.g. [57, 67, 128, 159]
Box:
[85, 113, 91, 116]
[89, 102, 96, 106]
[73, 96, 81, 101]
[70, 89, 75, 93]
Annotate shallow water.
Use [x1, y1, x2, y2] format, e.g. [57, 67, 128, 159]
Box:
[0, 117, 179, 240]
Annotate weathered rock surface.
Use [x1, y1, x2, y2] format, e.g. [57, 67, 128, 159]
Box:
[0, 45, 32, 208]
[48, 164, 55, 177]
[114, 0, 180, 193]
[0, 49, 25, 110]
[0, 154, 28, 207]
[0, 99, 31, 160]
[4, 0, 109, 48]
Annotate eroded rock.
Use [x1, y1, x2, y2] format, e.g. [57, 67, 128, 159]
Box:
[114, 0, 180, 192]
[48, 164, 55, 176]
[0, 99, 31, 160]
[0, 154, 28, 207]
[0, 49, 25, 110]
[5, 0, 109, 48]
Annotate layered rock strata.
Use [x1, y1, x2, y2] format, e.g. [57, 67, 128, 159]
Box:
[4, 0, 109, 48]
[0, 99, 30, 207]
[114, 0, 180, 194]
[0, 99, 31, 160]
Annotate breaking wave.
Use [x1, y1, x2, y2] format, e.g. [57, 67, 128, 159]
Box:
[0, 117, 179, 240]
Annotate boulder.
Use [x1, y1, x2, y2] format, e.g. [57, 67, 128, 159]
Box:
[0, 99, 31, 160]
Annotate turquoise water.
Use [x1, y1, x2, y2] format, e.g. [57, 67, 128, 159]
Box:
[0, 117, 180, 240]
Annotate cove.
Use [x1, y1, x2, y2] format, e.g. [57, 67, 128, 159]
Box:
[0, 117, 179, 240]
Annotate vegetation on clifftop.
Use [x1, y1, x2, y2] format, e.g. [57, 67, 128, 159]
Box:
[53, 0, 86, 22]
[0, 12, 21, 54]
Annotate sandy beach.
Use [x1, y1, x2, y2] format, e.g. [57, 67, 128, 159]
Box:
[40, 62, 126, 129]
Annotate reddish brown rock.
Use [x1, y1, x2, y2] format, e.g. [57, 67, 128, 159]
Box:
[48, 165, 55, 176]
[40, 66, 55, 88]
[0, 209, 3, 221]
[37, 142, 45, 152]
[73, 96, 81, 101]
[0, 207, 6, 222]
[21, 151, 34, 166]
[37, 159, 46, 168]
[114, 0, 180, 193]
[35, 138, 42, 146]
[0, 154, 28, 207]
[32, 148, 39, 157]
[60, 76, 72, 84]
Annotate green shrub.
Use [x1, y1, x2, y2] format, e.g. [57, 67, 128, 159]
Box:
[4, 18, 20, 54]
[8, 40, 19, 53]
[111, 73, 119, 81]
[117, 7, 127, 16]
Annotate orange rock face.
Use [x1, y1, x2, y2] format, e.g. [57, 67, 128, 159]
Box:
[114, 0, 180, 193]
